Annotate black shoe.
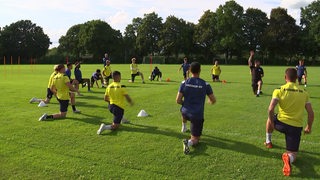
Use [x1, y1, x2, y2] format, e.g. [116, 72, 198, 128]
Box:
[183, 139, 190, 155]
[256, 94, 260, 97]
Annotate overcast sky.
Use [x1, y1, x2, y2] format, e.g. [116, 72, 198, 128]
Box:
[0, 0, 313, 48]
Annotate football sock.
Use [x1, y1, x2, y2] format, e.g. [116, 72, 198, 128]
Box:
[266, 133, 272, 143]
[47, 115, 53, 119]
[288, 154, 294, 163]
[257, 90, 260, 95]
[188, 139, 194, 147]
[72, 105, 76, 111]
[103, 125, 112, 130]
[182, 122, 187, 129]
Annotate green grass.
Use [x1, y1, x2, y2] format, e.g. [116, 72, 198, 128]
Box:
[0, 64, 319, 179]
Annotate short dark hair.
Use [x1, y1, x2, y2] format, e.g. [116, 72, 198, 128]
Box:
[96, 69, 101, 73]
[55, 64, 65, 71]
[112, 71, 121, 77]
[285, 68, 297, 82]
[190, 62, 201, 74]
[67, 62, 72, 67]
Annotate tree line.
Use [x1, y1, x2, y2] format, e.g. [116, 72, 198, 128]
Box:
[1, 0, 320, 65]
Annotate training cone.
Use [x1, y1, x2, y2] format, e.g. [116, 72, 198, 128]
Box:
[137, 109, 148, 117]
[38, 101, 47, 107]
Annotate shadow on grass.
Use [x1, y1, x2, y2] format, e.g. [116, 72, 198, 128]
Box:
[67, 113, 104, 125]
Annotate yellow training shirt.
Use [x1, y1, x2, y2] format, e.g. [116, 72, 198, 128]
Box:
[272, 82, 310, 127]
[105, 82, 128, 109]
[130, 63, 138, 74]
[103, 65, 112, 77]
[52, 73, 70, 100]
[211, 65, 221, 75]
[48, 71, 58, 88]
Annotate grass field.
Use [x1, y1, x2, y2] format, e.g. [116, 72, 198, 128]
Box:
[0, 63, 319, 179]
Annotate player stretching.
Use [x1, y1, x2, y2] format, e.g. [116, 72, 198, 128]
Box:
[176, 62, 216, 154]
[296, 60, 307, 87]
[179, 57, 190, 80]
[264, 68, 314, 176]
[97, 71, 133, 134]
[248, 51, 264, 97]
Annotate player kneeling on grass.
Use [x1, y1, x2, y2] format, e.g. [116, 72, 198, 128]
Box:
[265, 68, 314, 176]
[39, 64, 81, 121]
[176, 62, 216, 155]
[97, 71, 133, 134]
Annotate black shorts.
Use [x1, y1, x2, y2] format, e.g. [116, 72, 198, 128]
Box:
[46, 88, 53, 99]
[273, 114, 303, 152]
[212, 75, 220, 80]
[251, 79, 262, 87]
[109, 104, 124, 124]
[57, 99, 69, 113]
[183, 72, 187, 78]
[104, 75, 112, 80]
[297, 75, 304, 82]
[181, 112, 204, 137]
[131, 72, 142, 82]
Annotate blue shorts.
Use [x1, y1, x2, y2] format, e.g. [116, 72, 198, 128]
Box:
[109, 104, 124, 124]
[274, 114, 303, 152]
[57, 99, 69, 113]
[181, 112, 204, 137]
[46, 88, 53, 99]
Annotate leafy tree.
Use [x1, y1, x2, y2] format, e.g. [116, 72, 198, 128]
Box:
[243, 8, 269, 51]
[215, 1, 245, 64]
[194, 10, 217, 61]
[58, 24, 83, 58]
[264, 7, 300, 63]
[124, 17, 142, 59]
[136, 12, 163, 56]
[300, 0, 320, 61]
[0, 20, 50, 62]
[159, 16, 194, 58]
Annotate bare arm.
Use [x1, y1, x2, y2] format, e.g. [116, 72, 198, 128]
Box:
[207, 93, 216, 104]
[176, 92, 183, 105]
[304, 103, 314, 134]
[50, 85, 57, 95]
[66, 82, 79, 93]
[125, 94, 133, 106]
[248, 51, 254, 66]
[268, 98, 278, 128]
[104, 95, 110, 102]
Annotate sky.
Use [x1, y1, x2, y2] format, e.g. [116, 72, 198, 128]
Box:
[0, 0, 314, 48]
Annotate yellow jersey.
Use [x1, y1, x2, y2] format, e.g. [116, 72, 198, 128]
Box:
[48, 71, 58, 88]
[211, 65, 221, 75]
[105, 82, 128, 109]
[52, 73, 70, 100]
[103, 65, 112, 77]
[130, 63, 138, 74]
[272, 82, 310, 127]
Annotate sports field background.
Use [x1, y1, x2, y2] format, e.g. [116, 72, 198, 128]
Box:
[0, 64, 319, 179]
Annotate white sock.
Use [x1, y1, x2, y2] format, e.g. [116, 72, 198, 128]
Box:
[104, 125, 112, 130]
[188, 139, 193, 147]
[288, 154, 294, 163]
[257, 90, 260, 95]
[182, 122, 187, 129]
[266, 133, 272, 143]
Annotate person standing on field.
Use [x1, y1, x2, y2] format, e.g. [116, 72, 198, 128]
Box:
[176, 62, 216, 155]
[102, 53, 109, 67]
[97, 71, 133, 134]
[179, 57, 190, 80]
[248, 50, 264, 97]
[39, 64, 81, 121]
[211, 60, 221, 82]
[102, 59, 112, 87]
[264, 68, 314, 176]
[295, 59, 308, 87]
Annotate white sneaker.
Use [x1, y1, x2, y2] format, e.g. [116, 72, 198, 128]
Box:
[97, 123, 106, 135]
[121, 118, 130, 124]
[29, 97, 37, 103]
[304, 84, 307, 87]
[181, 126, 187, 133]
[39, 113, 47, 121]
[73, 109, 81, 113]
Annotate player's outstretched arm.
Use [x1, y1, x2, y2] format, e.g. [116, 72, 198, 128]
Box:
[304, 103, 314, 134]
[248, 51, 254, 66]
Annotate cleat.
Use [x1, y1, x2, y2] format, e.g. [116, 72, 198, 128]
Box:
[183, 139, 190, 155]
[39, 113, 47, 121]
[256, 94, 260, 97]
[304, 84, 307, 87]
[73, 109, 81, 113]
[264, 142, 273, 148]
[97, 123, 106, 135]
[282, 153, 291, 176]
[29, 97, 37, 103]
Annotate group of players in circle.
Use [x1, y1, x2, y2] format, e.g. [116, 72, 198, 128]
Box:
[29, 51, 313, 177]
